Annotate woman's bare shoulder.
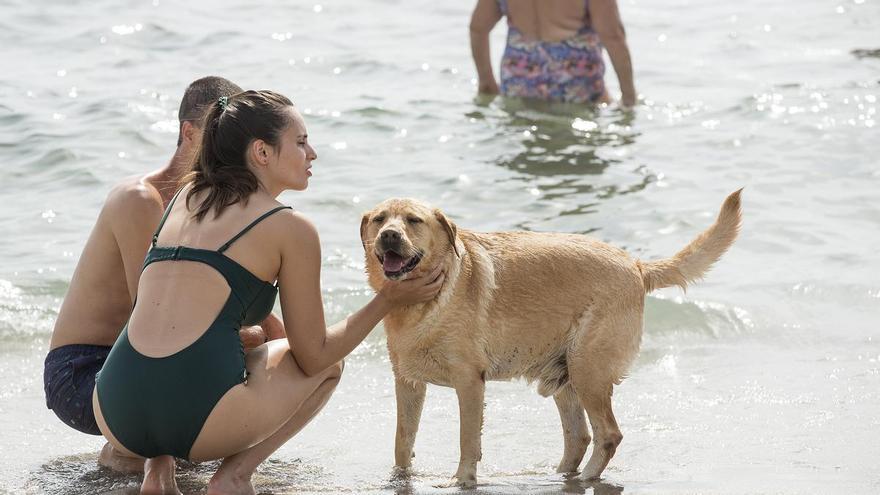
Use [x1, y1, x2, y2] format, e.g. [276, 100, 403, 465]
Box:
[265, 208, 321, 249]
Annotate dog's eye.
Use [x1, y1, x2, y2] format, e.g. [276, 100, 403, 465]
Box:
[372, 215, 386, 224]
[407, 217, 423, 224]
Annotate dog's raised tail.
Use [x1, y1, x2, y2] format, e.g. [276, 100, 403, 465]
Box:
[639, 189, 742, 293]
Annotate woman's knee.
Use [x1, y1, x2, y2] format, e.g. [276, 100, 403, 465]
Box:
[328, 359, 344, 380]
[313, 360, 343, 395]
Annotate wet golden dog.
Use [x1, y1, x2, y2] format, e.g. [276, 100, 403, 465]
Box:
[360, 191, 742, 486]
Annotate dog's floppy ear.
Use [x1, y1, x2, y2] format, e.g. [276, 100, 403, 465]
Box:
[359, 212, 370, 251]
[433, 209, 460, 258]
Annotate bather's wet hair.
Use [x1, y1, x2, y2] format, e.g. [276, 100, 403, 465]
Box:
[176, 76, 243, 146]
[184, 90, 295, 221]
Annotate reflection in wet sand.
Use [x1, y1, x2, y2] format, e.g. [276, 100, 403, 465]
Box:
[386, 469, 625, 495]
[27, 454, 323, 495]
[563, 476, 625, 495]
[851, 48, 880, 59]
[384, 473, 624, 495]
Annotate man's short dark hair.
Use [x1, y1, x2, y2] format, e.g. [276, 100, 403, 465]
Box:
[177, 76, 242, 146]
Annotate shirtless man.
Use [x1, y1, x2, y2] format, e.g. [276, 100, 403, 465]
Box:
[43, 76, 280, 471]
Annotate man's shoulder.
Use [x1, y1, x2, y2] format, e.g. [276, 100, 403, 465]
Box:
[103, 175, 165, 218]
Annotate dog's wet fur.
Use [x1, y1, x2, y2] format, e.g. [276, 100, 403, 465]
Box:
[360, 191, 742, 485]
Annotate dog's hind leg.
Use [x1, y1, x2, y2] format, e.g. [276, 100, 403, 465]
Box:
[394, 376, 427, 470]
[553, 383, 590, 473]
[568, 310, 640, 480]
[576, 382, 622, 480]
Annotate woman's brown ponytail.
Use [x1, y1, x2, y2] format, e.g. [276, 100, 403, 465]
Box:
[183, 90, 294, 221]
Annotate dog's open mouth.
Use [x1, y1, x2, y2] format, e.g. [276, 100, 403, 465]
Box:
[378, 250, 422, 279]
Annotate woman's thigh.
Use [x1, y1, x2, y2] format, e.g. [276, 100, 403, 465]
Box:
[189, 339, 343, 462]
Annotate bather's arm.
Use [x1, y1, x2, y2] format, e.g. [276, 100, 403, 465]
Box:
[470, 0, 503, 95]
[590, 0, 637, 107]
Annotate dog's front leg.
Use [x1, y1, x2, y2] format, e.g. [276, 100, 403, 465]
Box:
[394, 376, 427, 471]
[452, 372, 485, 487]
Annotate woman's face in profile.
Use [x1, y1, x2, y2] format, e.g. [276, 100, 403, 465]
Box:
[271, 107, 317, 192]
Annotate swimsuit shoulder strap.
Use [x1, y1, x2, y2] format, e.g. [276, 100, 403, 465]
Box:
[151, 187, 185, 247]
[497, 0, 508, 16]
[217, 206, 293, 253]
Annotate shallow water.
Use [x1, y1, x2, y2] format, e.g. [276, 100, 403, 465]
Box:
[1, 0, 879, 493]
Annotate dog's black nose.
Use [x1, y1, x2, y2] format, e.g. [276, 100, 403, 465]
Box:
[381, 230, 401, 243]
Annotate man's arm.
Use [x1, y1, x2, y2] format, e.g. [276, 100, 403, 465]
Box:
[470, 0, 503, 94]
[589, 0, 636, 107]
[239, 326, 267, 350]
[107, 184, 165, 304]
[239, 313, 285, 351]
[260, 313, 286, 341]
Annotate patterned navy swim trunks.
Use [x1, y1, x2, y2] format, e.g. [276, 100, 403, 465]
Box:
[44, 344, 111, 435]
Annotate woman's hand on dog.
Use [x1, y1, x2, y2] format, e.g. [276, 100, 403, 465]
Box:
[379, 265, 445, 307]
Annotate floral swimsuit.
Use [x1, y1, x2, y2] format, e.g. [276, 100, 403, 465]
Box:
[497, 0, 606, 103]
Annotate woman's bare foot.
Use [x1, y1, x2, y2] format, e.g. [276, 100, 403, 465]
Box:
[140, 455, 181, 495]
[97, 443, 145, 473]
[206, 463, 256, 495]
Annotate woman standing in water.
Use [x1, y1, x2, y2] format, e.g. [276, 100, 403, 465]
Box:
[470, 0, 636, 106]
[92, 90, 444, 495]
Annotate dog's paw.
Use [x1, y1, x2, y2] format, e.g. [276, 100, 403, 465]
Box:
[391, 465, 413, 480]
[581, 470, 603, 481]
[434, 475, 476, 489]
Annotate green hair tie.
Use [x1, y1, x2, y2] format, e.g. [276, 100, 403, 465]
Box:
[218, 96, 228, 110]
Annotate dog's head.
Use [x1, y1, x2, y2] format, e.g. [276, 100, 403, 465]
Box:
[360, 198, 459, 282]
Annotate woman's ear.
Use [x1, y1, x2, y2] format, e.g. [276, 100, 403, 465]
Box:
[251, 139, 271, 166]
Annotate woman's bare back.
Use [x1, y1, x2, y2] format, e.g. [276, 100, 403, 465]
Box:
[127, 188, 287, 358]
[505, 0, 589, 43]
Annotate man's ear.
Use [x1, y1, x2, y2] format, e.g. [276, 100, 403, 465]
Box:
[433, 209, 460, 258]
[182, 121, 198, 145]
[359, 212, 370, 251]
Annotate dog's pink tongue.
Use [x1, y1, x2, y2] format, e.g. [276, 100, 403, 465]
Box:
[383, 253, 406, 272]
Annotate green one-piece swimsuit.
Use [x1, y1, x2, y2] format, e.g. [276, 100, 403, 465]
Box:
[95, 189, 291, 460]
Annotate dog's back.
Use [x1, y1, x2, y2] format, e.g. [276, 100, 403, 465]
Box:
[455, 229, 645, 394]
[447, 190, 742, 393]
